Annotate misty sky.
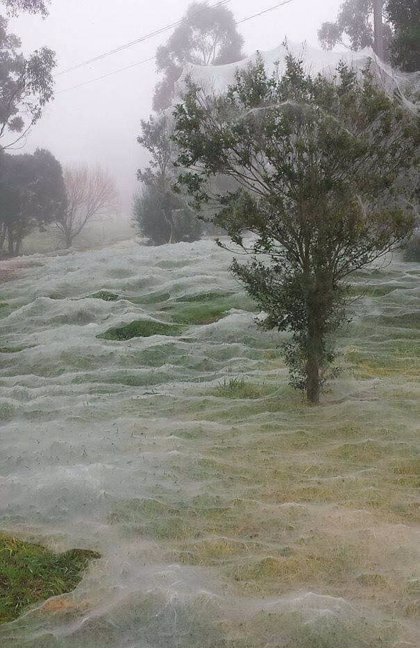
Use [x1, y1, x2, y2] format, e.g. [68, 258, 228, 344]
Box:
[11, 0, 344, 211]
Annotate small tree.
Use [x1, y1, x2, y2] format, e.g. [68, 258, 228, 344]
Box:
[0, 148, 65, 255]
[154, 1, 244, 111]
[137, 114, 201, 245]
[173, 55, 418, 403]
[133, 184, 200, 245]
[56, 166, 117, 248]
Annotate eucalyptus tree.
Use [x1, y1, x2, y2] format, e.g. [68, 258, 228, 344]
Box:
[154, 1, 244, 111]
[0, 0, 54, 150]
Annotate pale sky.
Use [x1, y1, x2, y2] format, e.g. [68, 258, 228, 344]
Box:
[10, 0, 343, 212]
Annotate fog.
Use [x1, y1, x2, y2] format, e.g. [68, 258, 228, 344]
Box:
[1, 2, 419, 646]
[11, 0, 343, 214]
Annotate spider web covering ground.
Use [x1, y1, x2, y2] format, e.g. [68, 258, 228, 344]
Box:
[0, 236, 418, 647]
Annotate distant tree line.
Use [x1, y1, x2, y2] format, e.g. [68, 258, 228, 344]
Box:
[0, 148, 117, 256]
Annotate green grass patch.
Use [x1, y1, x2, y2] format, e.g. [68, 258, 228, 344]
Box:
[98, 319, 182, 341]
[175, 291, 233, 303]
[127, 291, 171, 305]
[89, 290, 119, 301]
[0, 533, 100, 624]
[169, 302, 228, 325]
[212, 378, 273, 399]
[0, 345, 28, 354]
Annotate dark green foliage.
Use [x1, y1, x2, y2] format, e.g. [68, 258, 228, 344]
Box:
[137, 113, 201, 245]
[173, 54, 418, 402]
[133, 184, 201, 245]
[0, 149, 66, 256]
[153, 1, 244, 111]
[386, 0, 420, 71]
[99, 319, 182, 341]
[0, 533, 100, 624]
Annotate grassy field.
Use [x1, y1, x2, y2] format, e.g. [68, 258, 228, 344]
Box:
[0, 240, 418, 647]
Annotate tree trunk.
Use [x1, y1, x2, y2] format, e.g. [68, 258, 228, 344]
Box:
[306, 351, 321, 404]
[14, 236, 22, 256]
[0, 226, 6, 254]
[373, 0, 384, 60]
[64, 231, 73, 248]
[305, 299, 323, 405]
[7, 228, 15, 256]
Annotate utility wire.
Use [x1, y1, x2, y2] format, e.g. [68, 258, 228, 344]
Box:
[55, 0, 231, 77]
[57, 0, 295, 95]
[56, 55, 156, 93]
[237, 0, 293, 24]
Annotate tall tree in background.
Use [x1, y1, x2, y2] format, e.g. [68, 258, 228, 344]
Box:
[319, 0, 420, 71]
[135, 114, 201, 244]
[318, 0, 392, 61]
[386, 0, 420, 72]
[56, 166, 117, 249]
[153, 1, 244, 111]
[173, 56, 418, 403]
[0, 0, 55, 150]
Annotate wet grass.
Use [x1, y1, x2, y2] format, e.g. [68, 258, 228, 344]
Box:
[238, 609, 397, 648]
[89, 290, 119, 301]
[0, 302, 12, 320]
[212, 377, 275, 399]
[348, 284, 407, 297]
[128, 291, 171, 305]
[175, 291, 234, 303]
[98, 319, 182, 340]
[1, 251, 419, 645]
[0, 534, 100, 624]
[0, 345, 28, 353]
[169, 301, 229, 325]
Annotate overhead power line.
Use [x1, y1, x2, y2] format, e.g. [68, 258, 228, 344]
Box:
[237, 0, 294, 24]
[55, 0, 231, 77]
[57, 0, 296, 95]
[56, 55, 156, 93]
